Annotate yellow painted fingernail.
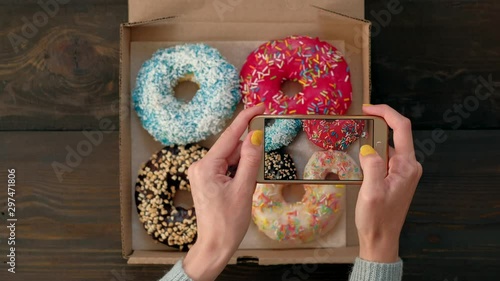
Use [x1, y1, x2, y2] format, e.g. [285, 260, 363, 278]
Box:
[251, 130, 264, 146]
[363, 103, 372, 107]
[360, 145, 376, 156]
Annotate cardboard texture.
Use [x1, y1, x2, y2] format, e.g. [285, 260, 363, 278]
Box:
[128, 0, 365, 23]
[120, 0, 370, 265]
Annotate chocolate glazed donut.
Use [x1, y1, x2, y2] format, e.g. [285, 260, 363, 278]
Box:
[135, 144, 208, 251]
[264, 150, 298, 180]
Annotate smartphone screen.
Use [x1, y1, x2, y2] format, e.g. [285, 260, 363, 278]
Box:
[263, 118, 375, 182]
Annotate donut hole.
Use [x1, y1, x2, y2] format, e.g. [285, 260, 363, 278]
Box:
[281, 80, 303, 98]
[325, 173, 340, 180]
[282, 184, 306, 204]
[173, 79, 199, 103]
[173, 190, 194, 209]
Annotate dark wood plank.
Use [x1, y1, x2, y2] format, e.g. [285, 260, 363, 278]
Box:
[0, 131, 125, 280]
[1, 130, 499, 280]
[0, 0, 127, 131]
[401, 130, 500, 280]
[366, 0, 500, 130]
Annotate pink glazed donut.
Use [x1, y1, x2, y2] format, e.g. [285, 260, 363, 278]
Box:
[303, 119, 365, 151]
[240, 35, 352, 115]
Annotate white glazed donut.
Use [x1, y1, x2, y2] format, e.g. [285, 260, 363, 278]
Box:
[252, 183, 345, 243]
[252, 150, 363, 243]
[303, 150, 363, 180]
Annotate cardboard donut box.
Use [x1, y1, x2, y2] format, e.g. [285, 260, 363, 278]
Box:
[119, 0, 371, 265]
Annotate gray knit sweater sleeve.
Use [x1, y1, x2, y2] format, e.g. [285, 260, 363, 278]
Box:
[349, 257, 403, 281]
[160, 257, 402, 281]
[159, 260, 192, 281]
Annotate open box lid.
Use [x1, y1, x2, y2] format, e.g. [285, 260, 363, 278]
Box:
[128, 0, 365, 23]
[121, 3, 372, 113]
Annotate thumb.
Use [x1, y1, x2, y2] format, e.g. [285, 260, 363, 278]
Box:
[233, 130, 263, 194]
[359, 145, 386, 186]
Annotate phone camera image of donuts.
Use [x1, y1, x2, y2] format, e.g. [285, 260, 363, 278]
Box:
[249, 115, 389, 184]
[264, 118, 366, 183]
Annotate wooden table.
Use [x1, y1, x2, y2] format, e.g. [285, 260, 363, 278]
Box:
[0, 0, 499, 280]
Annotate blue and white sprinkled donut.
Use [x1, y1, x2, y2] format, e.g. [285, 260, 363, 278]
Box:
[264, 119, 302, 152]
[133, 44, 240, 145]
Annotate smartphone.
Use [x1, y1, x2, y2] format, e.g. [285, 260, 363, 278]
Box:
[249, 115, 388, 184]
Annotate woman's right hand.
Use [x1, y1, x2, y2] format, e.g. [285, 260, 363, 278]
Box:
[356, 104, 423, 263]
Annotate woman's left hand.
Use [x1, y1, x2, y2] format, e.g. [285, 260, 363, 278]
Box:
[183, 105, 264, 281]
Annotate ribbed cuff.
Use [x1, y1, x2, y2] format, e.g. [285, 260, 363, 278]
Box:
[159, 259, 193, 281]
[349, 257, 403, 281]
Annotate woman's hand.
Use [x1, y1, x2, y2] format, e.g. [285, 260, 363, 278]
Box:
[182, 105, 265, 281]
[356, 104, 423, 263]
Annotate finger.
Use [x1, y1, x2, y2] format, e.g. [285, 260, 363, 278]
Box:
[359, 144, 387, 187]
[232, 130, 263, 196]
[226, 141, 243, 166]
[389, 146, 396, 158]
[194, 157, 229, 179]
[206, 105, 265, 160]
[362, 104, 415, 157]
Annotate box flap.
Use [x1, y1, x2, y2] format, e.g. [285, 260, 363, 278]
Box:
[119, 24, 133, 258]
[128, 0, 364, 23]
[127, 247, 359, 265]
